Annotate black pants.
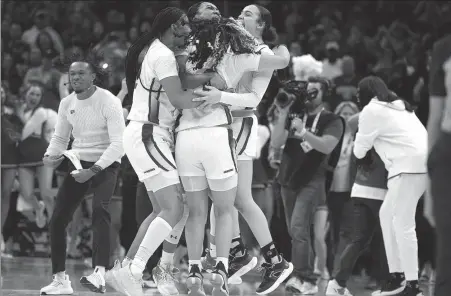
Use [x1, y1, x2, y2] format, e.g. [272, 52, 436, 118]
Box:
[428, 132, 451, 296]
[120, 172, 139, 252]
[327, 191, 351, 270]
[50, 161, 119, 273]
[333, 197, 389, 287]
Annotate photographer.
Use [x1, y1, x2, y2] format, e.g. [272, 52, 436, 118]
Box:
[269, 76, 344, 294]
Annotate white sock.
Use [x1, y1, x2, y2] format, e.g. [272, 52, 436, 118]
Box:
[160, 251, 174, 266]
[122, 257, 132, 267]
[189, 260, 201, 271]
[55, 271, 66, 281]
[131, 217, 173, 278]
[216, 257, 228, 271]
[94, 266, 106, 278]
[210, 243, 217, 258]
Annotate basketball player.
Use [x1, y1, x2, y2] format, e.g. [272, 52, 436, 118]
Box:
[40, 56, 126, 294]
[197, 3, 294, 291]
[106, 7, 230, 296]
[174, 14, 290, 296]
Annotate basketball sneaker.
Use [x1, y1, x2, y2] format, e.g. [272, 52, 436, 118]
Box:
[200, 249, 216, 273]
[211, 261, 229, 296]
[152, 261, 179, 296]
[228, 248, 257, 285]
[80, 267, 106, 293]
[186, 264, 206, 296]
[326, 279, 353, 296]
[400, 281, 423, 296]
[105, 260, 122, 292]
[40, 274, 74, 295]
[109, 264, 144, 296]
[380, 273, 406, 296]
[256, 255, 293, 295]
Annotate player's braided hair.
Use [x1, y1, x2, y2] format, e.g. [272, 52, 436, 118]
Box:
[125, 7, 186, 98]
[188, 17, 259, 71]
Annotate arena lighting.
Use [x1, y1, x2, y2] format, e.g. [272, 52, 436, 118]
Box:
[102, 63, 109, 69]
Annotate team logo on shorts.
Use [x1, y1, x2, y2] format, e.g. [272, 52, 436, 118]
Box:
[70, 110, 75, 114]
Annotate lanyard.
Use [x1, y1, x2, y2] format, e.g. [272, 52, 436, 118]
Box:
[303, 108, 323, 134]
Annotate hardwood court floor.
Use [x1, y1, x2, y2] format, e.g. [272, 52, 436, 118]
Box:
[1, 256, 433, 296]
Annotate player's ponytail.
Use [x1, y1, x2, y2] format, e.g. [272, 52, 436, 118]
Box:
[125, 7, 186, 98]
[255, 5, 278, 48]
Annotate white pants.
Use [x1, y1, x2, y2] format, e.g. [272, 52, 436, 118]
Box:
[379, 173, 427, 280]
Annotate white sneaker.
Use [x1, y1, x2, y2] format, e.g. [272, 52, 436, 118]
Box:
[300, 281, 319, 295]
[326, 280, 353, 296]
[285, 277, 303, 293]
[40, 274, 74, 295]
[105, 260, 122, 292]
[80, 268, 106, 293]
[152, 262, 180, 296]
[110, 265, 144, 296]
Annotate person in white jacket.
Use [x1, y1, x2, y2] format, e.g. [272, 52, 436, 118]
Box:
[353, 76, 427, 296]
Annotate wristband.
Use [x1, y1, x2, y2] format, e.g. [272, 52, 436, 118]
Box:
[90, 165, 103, 175]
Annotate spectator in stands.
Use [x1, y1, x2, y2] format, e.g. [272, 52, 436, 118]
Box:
[23, 51, 62, 111]
[21, 8, 64, 57]
[322, 41, 343, 81]
[1, 85, 23, 256]
[36, 31, 59, 58]
[16, 84, 58, 228]
[333, 56, 359, 106]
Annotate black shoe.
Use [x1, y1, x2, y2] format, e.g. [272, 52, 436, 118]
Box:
[401, 281, 423, 296]
[187, 265, 205, 296]
[228, 248, 257, 284]
[380, 273, 406, 296]
[211, 261, 229, 296]
[256, 255, 293, 295]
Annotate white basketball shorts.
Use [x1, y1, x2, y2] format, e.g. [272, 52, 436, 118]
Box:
[175, 126, 238, 192]
[123, 121, 179, 192]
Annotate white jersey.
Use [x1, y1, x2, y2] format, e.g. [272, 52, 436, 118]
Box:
[176, 52, 261, 132]
[127, 39, 180, 130]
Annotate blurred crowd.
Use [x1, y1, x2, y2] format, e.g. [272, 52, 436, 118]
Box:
[1, 0, 450, 289]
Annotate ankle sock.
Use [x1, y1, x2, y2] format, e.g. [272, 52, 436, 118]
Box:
[261, 242, 280, 264]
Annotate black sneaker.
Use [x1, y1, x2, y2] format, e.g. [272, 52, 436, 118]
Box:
[400, 281, 423, 296]
[186, 265, 205, 296]
[380, 273, 406, 296]
[256, 255, 293, 295]
[228, 248, 258, 285]
[211, 261, 229, 296]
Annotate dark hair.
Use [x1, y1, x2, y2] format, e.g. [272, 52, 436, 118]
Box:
[64, 50, 110, 89]
[308, 76, 332, 97]
[358, 76, 415, 112]
[187, 2, 205, 22]
[125, 7, 186, 98]
[254, 5, 278, 46]
[188, 18, 258, 71]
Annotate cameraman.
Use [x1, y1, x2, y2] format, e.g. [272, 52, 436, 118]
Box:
[270, 76, 344, 294]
